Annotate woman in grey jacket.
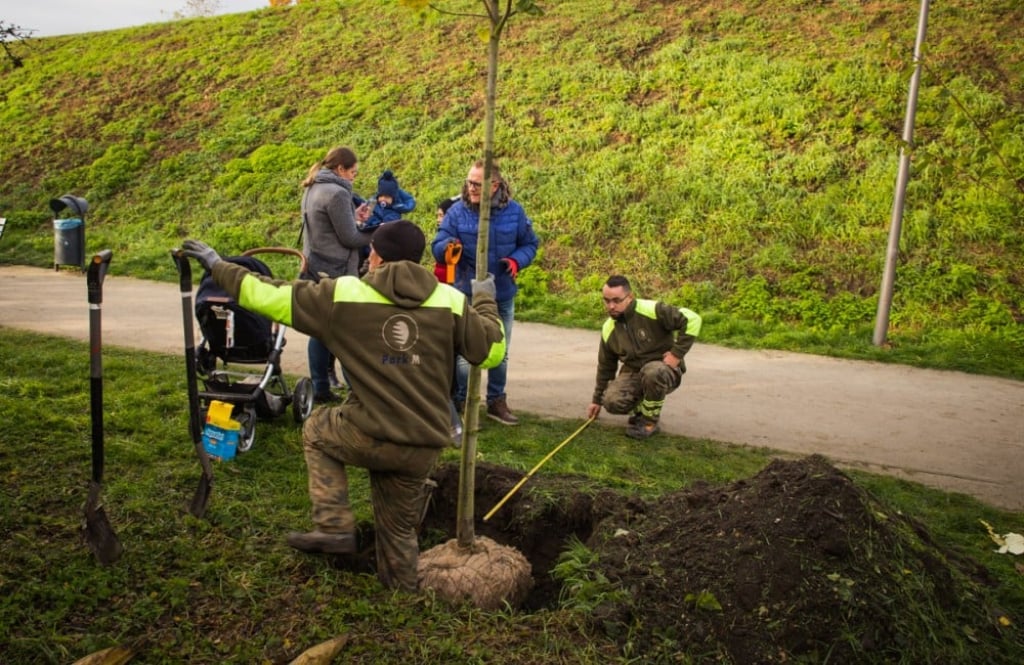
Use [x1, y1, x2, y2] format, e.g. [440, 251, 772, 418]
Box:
[300, 146, 372, 402]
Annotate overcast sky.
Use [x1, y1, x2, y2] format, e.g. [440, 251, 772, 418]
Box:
[2, 0, 268, 37]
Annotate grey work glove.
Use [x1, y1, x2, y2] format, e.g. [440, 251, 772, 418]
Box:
[471, 273, 496, 301]
[181, 239, 222, 273]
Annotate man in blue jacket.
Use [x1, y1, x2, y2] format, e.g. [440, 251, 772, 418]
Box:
[431, 160, 539, 425]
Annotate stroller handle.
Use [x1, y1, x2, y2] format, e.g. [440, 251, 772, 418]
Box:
[241, 246, 308, 277]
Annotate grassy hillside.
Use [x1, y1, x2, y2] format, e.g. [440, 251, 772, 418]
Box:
[1, 0, 1022, 377]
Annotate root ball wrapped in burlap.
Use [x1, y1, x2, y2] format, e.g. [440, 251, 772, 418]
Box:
[417, 536, 533, 610]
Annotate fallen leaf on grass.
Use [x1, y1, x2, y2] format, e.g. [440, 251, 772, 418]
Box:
[72, 646, 134, 665]
[979, 520, 1024, 554]
[288, 635, 348, 665]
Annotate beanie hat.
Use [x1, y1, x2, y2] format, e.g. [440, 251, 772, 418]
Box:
[376, 170, 400, 200]
[437, 196, 457, 214]
[372, 220, 425, 263]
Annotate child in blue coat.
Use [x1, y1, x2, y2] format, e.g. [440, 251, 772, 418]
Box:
[357, 170, 417, 273]
[362, 170, 416, 231]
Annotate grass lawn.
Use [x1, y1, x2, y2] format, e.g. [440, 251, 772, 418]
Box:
[1, 328, 1021, 663]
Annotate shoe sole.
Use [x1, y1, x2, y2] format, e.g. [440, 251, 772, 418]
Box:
[304, 544, 356, 554]
[625, 427, 659, 440]
[287, 539, 356, 555]
[486, 413, 519, 426]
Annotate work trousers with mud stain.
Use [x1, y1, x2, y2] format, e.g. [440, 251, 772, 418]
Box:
[601, 360, 683, 419]
[302, 407, 440, 592]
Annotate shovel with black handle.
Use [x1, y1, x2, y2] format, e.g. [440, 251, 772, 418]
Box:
[83, 249, 124, 565]
[171, 249, 215, 518]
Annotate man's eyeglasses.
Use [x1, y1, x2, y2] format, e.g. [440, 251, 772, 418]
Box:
[603, 296, 629, 305]
[465, 180, 483, 189]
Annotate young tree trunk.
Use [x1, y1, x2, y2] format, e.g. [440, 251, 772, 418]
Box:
[456, 2, 504, 548]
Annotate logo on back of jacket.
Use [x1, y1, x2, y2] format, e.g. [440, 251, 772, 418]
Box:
[381, 314, 421, 365]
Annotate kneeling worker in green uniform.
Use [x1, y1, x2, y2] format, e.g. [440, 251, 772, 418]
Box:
[585, 274, 701, 439]
[182, 220, 505, 592]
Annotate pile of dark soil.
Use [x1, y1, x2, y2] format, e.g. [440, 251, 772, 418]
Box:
[422, 455, 1013, 663]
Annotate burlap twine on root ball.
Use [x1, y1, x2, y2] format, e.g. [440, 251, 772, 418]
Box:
[417, 536, 533, 610]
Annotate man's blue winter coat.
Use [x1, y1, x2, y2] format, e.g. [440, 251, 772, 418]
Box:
[430, 195, 539, 303]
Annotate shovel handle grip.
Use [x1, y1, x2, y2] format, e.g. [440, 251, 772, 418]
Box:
[444, 242, 462, 284]
[170, 249, 192, 294]
[86, 250, 113, 305]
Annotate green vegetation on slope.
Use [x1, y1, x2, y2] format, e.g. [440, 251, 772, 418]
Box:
[1, 0, 1021, 377]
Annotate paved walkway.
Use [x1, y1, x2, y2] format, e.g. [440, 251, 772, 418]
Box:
[2, 264, 1022, 511]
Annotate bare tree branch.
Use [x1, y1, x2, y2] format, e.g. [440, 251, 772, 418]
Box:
[426, 2, 489, 20]
[1, 20, 34, 68]
[169, 0, 224, 21]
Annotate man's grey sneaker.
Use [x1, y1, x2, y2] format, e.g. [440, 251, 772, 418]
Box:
[286, 530, 356, 554]
[486, 396, 519, 426]
[626, 415, 660, 440]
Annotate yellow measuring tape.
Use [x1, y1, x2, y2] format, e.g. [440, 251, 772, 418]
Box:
[483, 416, 596, 521]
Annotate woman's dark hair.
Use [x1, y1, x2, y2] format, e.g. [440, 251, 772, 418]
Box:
[302, 146, 358, 187]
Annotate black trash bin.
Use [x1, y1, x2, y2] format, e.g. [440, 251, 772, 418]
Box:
[53, 218, 85, 270]
[50, 195, 88, 271]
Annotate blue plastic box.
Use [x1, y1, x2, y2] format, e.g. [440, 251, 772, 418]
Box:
[201, 423, 239, 461]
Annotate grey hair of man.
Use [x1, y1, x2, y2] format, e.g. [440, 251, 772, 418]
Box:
[460, 159, 510, 208]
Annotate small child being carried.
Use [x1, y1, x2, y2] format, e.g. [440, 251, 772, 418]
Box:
[361, 170, 416, 232]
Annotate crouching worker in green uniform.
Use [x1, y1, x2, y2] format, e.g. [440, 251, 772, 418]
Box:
[585, 274, 701, 440]
[182, 220, 505, 592]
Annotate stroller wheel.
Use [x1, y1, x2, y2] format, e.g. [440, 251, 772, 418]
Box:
[237, 407, 256, 453]
[292, 377, 314, 423]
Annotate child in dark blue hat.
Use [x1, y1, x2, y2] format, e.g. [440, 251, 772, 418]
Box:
[362, 170, 416, 231]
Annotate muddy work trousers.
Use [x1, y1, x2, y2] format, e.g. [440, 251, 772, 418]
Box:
[601, 360, 682, 419]
[301, 407, 440, 592]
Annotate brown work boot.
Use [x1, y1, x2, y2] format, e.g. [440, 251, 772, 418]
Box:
[486, 396, 519, 426]
[626, 415, 660, 440]
[286, 530, 356, 554]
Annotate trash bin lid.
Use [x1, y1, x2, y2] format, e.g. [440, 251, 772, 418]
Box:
[53, 218, 83, 229]
[49, 195, 88, 217]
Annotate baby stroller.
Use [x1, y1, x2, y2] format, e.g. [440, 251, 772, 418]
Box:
[191, 247, 314, 452]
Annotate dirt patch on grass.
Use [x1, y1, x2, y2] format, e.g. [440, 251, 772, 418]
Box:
[417, 455, 1013, 662]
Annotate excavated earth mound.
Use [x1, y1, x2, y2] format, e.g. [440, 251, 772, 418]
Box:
[583, 455, 1007, 661]
[419, 456, 1012, 662]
